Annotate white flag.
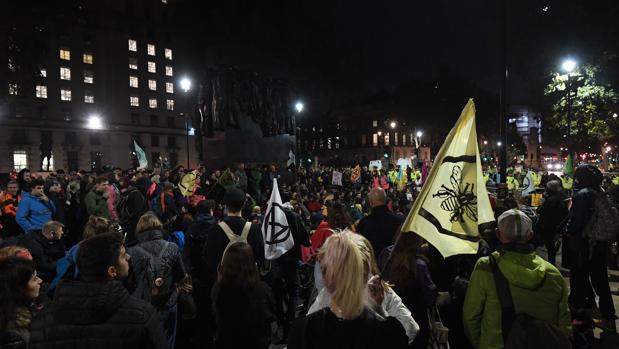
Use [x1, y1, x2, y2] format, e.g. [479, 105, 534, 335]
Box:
[134, 140, 148, 170]
[332, 170, 343, 186]
[262, 179, 294, 260]
[287, 149, 295, 167]
[522, 170, 536, 196]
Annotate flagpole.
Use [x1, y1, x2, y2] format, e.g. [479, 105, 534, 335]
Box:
[499, 0, 508, 183]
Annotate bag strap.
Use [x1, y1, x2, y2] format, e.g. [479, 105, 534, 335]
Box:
[489, 254, 516, 343]
[157, 242, 170, 259]
[240, 222, 252, 240]
[218, 222, 237, 242]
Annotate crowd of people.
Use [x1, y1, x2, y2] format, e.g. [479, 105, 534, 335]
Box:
[0, 161, 618, 348]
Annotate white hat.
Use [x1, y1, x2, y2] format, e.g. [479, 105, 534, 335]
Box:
[497, 209, 532, 243]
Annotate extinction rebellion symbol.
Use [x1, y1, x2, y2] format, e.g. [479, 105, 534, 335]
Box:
[262, 203, 291, 245]
[432, 165, 478, 223]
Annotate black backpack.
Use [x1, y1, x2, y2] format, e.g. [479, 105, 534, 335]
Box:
[489, 255, 571, 349]
[130, 243, 175, 308]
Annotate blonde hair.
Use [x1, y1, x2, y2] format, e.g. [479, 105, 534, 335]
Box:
[135, 212, 164, 234]
[318, 232, 366, 320]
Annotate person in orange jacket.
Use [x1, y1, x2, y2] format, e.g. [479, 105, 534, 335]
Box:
[1, 181, 23, 237]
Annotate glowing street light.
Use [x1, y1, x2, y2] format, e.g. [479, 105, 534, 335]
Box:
[390, 121, 397, 129]
[180, 77, 191, 93]
[483, 140, 488, 145]
[497, 141, 503, 147]
[416, 131, 423, 138]
[86, 115, 103, 129]
[377, 131, 383, 136]
[295, 102, 304, 113]
[613, 113, 618, 118]
[562, 59, 577, 73]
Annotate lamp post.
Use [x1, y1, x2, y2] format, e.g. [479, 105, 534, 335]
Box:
[294, 101, 304, 165]
[562, 59, 577, 158]
[180, 77, 191, 168]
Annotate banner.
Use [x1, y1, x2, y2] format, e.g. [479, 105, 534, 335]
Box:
[521, 170, 536, 196]
[133, 140, 148, 170]
[262, 178, 294, 260]
[401, 99, 494, 258]
[351, 165, 361, 183]
[564, 154, 574, 177]
[369, 160, 382, 170]
[397, 158, 412, 169]
[332, 170, 343, 186]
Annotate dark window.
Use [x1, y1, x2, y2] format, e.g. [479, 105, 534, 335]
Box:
[67, 151, 79, 171]
[41, 130, 53, 144]
[37, 106, 48, 119]
[89, 133, 101, 145]
[150, 114, 158, 126]
[167, 136, 176, 147]
[169, 152, 178, 167]
[131, 113, 140, 124]
[167, 117, 175, 128]
[152, 152, 160, 167]
[65, 132, 78, 145]
[151, 135, 159, 146]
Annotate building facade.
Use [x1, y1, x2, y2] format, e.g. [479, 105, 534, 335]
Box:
[0, 0, 196, 173]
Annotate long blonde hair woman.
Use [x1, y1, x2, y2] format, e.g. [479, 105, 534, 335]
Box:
[288, 232, 409, 349]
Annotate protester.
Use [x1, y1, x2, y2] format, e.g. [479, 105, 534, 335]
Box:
[463, 209, 571, 348]
[1, 181, 23, 238]
[382, 231, 437, 348]
[85, 176, 110, 219]
[15, 178, 56, 234]
[212, 242, 276, 349]
[288, 232, 409, 348]
[564, 164, 617, 329]
[117, 176, 147, 242]
[126, 212, 189, 348]
[357, 187, 405, 256]
[29, 232, 167, 348]
[19, 221, 66, 282]
[535, 180, 569, 266]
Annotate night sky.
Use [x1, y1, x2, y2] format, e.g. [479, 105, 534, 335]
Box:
[178, 0, 619, 121]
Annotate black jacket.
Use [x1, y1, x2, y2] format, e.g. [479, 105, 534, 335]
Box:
[357, 205, 405, 256]
[186, 212, 217, 276]
[211, 281, 276, 349]
[19, 232, 65, 282]
[119, 187, 147, 243]
[29, 280, 167, 349]
[203, 216, 265, 280]
[287, 307, 408, 349]
[536, 193, 569, 240]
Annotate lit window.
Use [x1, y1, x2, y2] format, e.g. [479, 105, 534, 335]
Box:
[36, 85, 47, 99]
[83, 53, 93, 64]
[147, 44, 155, 56]
[149, 98, 157, 109]
[8, 58, 17, 72]
[13, 151, 28, 171]
[130, 96, 139, 107]
[61, 89, 72, 101]
[166, 82, 173, 93]
[84, 70, 94, 84]
[402, 134, 407, 146]
[129, 57, 138, 70]
[8, 83, 18, 95]
[384, 133, 390, 146]
[129, 76, 138, 88]
[165, 66, 173, 76]
[40, 68, 47, 77]
[372, 133, 378, 146]
[60, 48, 71, 60]
[128, 39, 137, 51]
[166, 99, 174, 110]
[372, 120, 378, 127]
[148, 79, 157, 91]
[60, 67, 71, 80]
[165, 48, 172, 60]
[394, 132, 398, 146]
[84, 94, 94, 103]
[148, 61, 156, 73]
[162, 0, 167, 3]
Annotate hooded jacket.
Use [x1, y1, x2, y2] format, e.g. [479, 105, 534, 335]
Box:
[29, 280, 167, 349]
[15, 192, 56, 233]
[463, 250, 571, 349]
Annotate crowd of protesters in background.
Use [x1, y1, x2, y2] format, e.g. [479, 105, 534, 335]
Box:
[0, 161, 618, 348]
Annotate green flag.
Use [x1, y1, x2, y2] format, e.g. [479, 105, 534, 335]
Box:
[564, 154, 573, 177]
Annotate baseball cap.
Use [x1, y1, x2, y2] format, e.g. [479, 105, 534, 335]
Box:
[497, 209, 532, 243]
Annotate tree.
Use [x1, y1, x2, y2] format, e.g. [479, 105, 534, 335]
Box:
[544, 64, 619, 158]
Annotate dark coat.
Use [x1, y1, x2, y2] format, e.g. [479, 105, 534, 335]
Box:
[29, 280, 167, 349]
[287, 307, 408, 349]
[357, 205, 405, 256]
[119, 186, 147, 243]
[211, 281, 276, 349]
[186, 212, 217, 276]
[536, 193, 569, 242]
[203, 216, 265, 280]
[19, 232, 65, 282]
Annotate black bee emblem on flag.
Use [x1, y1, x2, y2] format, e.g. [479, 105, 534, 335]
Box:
[432, 165, 477, 223]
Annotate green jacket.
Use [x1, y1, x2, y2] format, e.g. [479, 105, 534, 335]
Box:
[463, 250, 570, 349]
[85, 191, 110, 219]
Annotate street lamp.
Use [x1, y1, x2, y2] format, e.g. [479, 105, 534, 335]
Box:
[613, 113, 617, 119]
[483, 140, 488, 145]
[561, 58, 577, 157]
[295, 102, 304, 113]
[497, 141, 503, 147]
[180, 77, 192, 168]
[86, 115, 103, 129]
[377, 131, 383, 136]
[390, 121, 397, 129]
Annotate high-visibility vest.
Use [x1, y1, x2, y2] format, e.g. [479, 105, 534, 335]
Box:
[507, 176, 519, 191]
[483, 174, 490, 184]
[612, 176, 619, 186]
[388, 170, 398, 184]
[561, 177, 573, 190]
[532, 172, 542, 187]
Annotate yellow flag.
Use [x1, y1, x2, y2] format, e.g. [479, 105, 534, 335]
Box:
[179, 170, 198, 197]
[402, 99, 494, 257]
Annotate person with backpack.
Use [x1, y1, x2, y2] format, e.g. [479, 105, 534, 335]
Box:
[126, 212, 189, 349]
[151, 182, 179, 226]
[117, 176, 147, 243]
[564, 164, 618, 330]
[463, 209, 571, 348]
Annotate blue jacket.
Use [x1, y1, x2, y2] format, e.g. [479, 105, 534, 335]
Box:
[16, 192, 56, 233]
